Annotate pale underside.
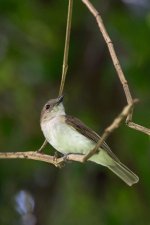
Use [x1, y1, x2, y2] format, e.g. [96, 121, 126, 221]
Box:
[41, 116, 115, 166]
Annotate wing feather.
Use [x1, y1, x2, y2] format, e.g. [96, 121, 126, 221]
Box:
[66, 115, 120, 162]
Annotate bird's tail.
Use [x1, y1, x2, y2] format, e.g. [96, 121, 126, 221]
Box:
[90, 150, 139, 186]
[108, 160, 139, 186]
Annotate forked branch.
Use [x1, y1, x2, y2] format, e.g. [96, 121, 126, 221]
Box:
[81, 0, 150, 136]
[83, 99, 138, 162]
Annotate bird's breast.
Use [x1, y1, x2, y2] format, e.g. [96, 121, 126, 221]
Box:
[41, 117, 95, 155]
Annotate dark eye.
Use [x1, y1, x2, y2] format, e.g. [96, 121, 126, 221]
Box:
[45, 104, 50, 110]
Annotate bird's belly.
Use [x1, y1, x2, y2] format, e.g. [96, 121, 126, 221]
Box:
[41, 120, 95, 155]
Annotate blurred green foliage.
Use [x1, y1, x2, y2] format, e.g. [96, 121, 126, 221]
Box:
[0, 0, 149, 224]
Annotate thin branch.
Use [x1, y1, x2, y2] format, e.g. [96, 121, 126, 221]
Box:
[127, 122, 150, 136]
[0, 151, 84, 167]
[59, 0, 73, 96]
[81, 0, 150, 136]
[83, 99, 138, 162]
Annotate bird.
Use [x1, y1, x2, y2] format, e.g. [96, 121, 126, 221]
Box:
[40, 95, 139, 186]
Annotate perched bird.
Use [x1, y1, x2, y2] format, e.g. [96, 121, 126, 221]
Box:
[40, 96, 139, 186]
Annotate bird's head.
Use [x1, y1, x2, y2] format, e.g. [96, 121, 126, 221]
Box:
[41, 95, 65, 122]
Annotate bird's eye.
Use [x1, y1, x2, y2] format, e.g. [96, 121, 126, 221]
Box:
[45, 104, 50, 110]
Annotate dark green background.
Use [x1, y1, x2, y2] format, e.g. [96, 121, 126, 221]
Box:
[0, 0, 149, 224]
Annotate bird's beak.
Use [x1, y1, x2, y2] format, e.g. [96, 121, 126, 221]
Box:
[57, 95, 64, 104]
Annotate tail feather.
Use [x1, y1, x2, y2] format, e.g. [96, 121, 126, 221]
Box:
[108, 161, 139, 186]
[90, 149, 139, 186]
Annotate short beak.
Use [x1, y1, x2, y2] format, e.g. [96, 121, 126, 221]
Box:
[57, 95, 64, 104]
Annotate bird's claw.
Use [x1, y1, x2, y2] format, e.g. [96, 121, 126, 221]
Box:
[53, 153, 69, 168]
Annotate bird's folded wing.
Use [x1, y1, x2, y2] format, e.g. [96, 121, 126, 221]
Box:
[65, 115, 120, 162]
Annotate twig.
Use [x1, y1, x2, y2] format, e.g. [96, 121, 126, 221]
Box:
[81, 0, 150, 136]
[127, 122, 150, 136]
[59, 0, 73, 96]
[83, 99, 138, 162]
[0, 151, 84, 166]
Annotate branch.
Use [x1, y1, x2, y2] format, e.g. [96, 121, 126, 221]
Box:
[81, 0, 150, 136]
[0, 151, 84, 167]
[83, 99, 138, 162]
[127, 122, 150, 136]
[59, 0, 73, 96]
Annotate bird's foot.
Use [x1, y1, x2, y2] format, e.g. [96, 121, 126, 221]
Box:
[54, 153, 70, 168]
[53, 151, 59, 161]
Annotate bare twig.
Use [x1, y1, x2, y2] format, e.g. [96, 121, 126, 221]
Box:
[59, 0, 73, 96]
[83, 100, 138, 162]
[0, 151, 84, 166]
[81, 0, 150, 136]
[127, 122, 150, 136]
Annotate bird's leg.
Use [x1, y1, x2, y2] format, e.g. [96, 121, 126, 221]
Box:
[53, 151, 59, 162]
[37, 140, 47, 153]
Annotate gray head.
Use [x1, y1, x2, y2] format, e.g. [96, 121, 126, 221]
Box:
[41, 95, 65, 122]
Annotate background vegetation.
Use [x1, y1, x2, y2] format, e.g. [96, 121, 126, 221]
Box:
[0, 0, 149, 224]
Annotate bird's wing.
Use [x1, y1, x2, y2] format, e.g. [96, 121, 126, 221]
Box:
[65, 115, 120, 162]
